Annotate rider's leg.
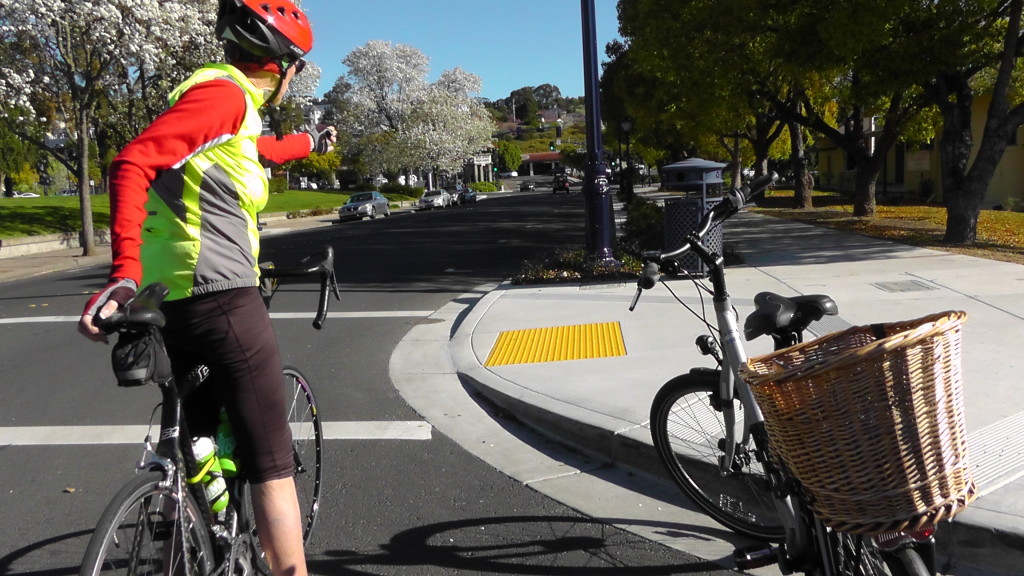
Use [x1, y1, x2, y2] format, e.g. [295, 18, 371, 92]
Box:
[251, 478, 307, 576]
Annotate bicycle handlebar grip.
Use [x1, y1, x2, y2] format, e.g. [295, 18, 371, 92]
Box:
[638, 261, 661, 290]
[313, 272, 329, 330]
[741, 172, 779, 202]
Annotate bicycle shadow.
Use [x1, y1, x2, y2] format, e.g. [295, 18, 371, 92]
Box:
[309, 514, 734, 575]
[0, 529, 92, 576]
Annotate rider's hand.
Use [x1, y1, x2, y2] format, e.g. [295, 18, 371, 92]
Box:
[307, 124, 337, 154]
[79, 278, 137, 342]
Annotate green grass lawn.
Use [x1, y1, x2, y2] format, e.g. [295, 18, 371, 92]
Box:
[0, 190, 362, 239]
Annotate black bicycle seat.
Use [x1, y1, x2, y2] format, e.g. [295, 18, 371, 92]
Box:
[744, 291, 838, 341]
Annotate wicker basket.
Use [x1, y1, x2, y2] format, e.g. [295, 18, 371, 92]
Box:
[740, 311, 976, 535]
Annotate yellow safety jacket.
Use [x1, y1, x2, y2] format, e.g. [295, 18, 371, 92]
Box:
[140, 63, 268, 300]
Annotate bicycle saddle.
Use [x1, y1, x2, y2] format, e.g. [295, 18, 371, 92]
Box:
[743, 291, 838, 341]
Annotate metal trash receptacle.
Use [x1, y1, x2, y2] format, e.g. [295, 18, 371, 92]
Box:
[660, 158, 726, 276]
[664, 197, 723, 276]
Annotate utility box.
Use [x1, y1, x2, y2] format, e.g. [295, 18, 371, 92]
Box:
[660, 158, 727, 276]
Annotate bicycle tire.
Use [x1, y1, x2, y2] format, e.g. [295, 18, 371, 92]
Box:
[650, 372, 785, 541]
[282, 366, 323, 542]
[79, 471, 214, 576]
[827, 530, 932, 576]
[245, 366, 323, 574]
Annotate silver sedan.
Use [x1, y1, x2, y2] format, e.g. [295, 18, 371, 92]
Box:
[339, 191, 391, 221]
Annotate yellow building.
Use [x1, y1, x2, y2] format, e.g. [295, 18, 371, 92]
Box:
[817, 94, 1024, 208]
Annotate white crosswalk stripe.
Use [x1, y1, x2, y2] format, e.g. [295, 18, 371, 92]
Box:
[0, 422, 431, 445]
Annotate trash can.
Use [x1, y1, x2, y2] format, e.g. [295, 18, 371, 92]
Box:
[660, 159, 726, 276]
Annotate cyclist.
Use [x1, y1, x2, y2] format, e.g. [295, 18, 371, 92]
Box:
[78, 2, 335, 575]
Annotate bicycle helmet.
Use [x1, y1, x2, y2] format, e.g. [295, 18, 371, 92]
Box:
[216, 0, 313, 63]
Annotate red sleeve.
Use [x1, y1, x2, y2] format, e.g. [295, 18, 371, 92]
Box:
[107, 79, 247, 284]
[258, 133, 312, 165]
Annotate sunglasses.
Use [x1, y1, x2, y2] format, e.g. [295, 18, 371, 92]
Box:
[289, 58, 307, 75]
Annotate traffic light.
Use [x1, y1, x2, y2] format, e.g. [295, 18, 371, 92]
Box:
[549, 141, 555, 151]
[555, 125, 562, 138]
[493, 166, 498, 173]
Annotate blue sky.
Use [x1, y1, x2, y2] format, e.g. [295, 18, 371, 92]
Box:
[298, 0, 621, 101]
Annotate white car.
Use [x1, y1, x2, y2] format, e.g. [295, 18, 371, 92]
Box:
[418, 189, 451, 210]
[12, 191, 40, 198]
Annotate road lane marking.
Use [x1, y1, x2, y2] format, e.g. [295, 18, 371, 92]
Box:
[0, 421, 432, 445]
[0, 311, 435, 324]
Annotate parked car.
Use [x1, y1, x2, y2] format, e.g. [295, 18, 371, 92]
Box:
[461, 188, 478, 203]
[519, 181, 535, 192]
[11, 191, 40, 198]
[552, 174, 570, 193]
[418, 189, 451, 210]
[338, 191, 390, 221]
[446, 185, 465, 205]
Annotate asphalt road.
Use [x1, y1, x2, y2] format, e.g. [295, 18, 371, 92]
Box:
[0, 192, 737, 575]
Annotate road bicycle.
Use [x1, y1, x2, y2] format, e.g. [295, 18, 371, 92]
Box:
[79, 247, 340, 576]
[632, 175, 941, 575]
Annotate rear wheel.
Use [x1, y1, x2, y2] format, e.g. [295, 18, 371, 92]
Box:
[826, 530, 932, 576]
[650, 372, 785, 541]
[79, 471, 214, 576]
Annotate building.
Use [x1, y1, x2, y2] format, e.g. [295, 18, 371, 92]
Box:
[817, 94, 1023, 208]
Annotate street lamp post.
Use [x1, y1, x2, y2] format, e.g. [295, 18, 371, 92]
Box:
[580, 0, 617, 265]
[621, 116, 634, 204]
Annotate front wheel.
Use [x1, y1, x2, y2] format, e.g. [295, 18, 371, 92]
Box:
[650, 372, 785, 541]
[245, 368, 324, 575]
[79, 471, 214, 576]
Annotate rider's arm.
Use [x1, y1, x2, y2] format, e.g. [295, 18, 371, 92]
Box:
[257, 133, 314, 166]
[107, 79, 249, 286]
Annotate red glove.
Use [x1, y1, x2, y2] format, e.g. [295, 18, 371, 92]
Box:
[81, 278, 137, 340]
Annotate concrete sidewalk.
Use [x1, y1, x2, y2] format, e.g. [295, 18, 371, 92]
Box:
[453, 210, 1024, 576]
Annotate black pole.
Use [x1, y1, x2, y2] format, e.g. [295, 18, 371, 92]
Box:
[624, 126, 634, 204]
[580, 0, 617, 264]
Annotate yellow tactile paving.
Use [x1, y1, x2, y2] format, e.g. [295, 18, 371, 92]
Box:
[484, 321, 626, 366]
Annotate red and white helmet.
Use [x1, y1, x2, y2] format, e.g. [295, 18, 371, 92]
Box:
[216, 0, 313, 63]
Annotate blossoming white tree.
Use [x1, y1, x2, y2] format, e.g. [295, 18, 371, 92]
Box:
[0, 0, 218, 255]
[340, 41, 493, 181]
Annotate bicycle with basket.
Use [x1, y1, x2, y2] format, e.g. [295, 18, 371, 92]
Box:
[633, 174, 976, 575]
[79, 246, 339, 576]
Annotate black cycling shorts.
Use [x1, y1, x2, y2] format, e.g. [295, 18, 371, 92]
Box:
[161, 286, 294, 484]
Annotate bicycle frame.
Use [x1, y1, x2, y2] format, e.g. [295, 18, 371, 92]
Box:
[656, 218, 815, 564]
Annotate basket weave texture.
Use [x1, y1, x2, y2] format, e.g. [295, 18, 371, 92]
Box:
[740, 311, 976, 535]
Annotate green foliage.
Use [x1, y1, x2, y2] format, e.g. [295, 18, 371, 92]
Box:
[511, 247, 641, 285]
[469, 181, 497, 193]
[288, 151, 342, 182]
[495, 140, 523, 172]
[0, 195, 111, 238]
[379, 182, 425, 198]
[269, 177, 288, 195]
[623, 196, 665, 250]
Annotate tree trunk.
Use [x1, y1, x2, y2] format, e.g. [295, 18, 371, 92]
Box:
[853, 163, 879, 217]
[78, 108, 96, 257]
[789, 121, 812, 209]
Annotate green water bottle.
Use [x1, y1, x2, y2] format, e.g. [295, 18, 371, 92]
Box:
[189, 437, 229, 513]
[216, 410, 238, 478]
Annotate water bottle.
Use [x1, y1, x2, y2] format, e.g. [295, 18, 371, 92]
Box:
[216, 410, 238, 478]
[190, 437, 229, 513]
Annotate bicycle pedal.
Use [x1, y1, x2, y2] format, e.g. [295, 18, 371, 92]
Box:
[733, 543, 779, 570]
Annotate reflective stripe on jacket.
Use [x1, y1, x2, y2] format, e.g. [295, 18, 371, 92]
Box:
[140, 63, 268, 300]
